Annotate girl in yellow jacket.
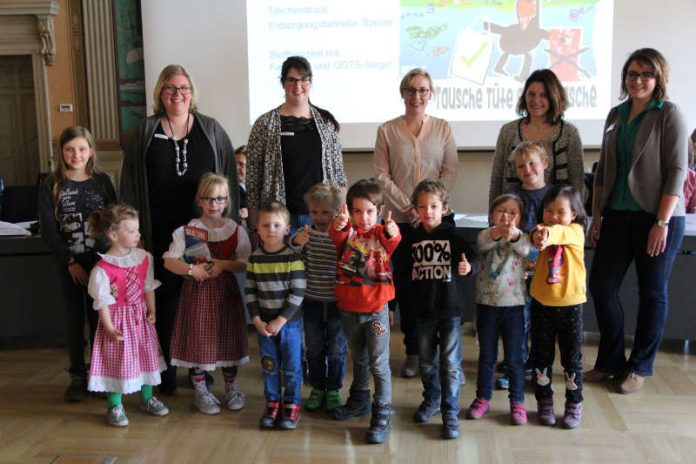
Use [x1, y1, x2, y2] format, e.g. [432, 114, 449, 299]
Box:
[529, 185, 587, 430]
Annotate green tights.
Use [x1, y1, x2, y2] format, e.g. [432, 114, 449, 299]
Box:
[107, 385, 153, 409]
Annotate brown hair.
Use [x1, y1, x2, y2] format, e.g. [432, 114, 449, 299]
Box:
[234, 145, 247, 157]
[51, 126, 99, 218]
[346, 179, 383, 210]
[411, 179, 449, 207]
[258, 201, 290, 225]
[152, 64, 198, 116]
[619, 48, 670, 101]
[489, 193, 528, 229]
[304, 182, 342, 214]
[88, 202, 139, 244]
[516, 69, 568, 124]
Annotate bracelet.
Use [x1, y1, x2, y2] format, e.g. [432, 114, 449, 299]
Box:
[187, 264, 193, 276]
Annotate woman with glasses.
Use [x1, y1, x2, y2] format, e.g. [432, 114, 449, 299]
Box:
[373, 68, 459, 379]
[246, 56, 347, 236]
[121, 64, 238, 395]
[587, 48, 688, 394]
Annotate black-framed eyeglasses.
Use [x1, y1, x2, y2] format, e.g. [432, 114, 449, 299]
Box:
[402, 87, 431, 96]
[285, 76, 311, 85]
[200, 196, 227, 205]
[626, 71, 656, 82]
[163, 85, 192, 95]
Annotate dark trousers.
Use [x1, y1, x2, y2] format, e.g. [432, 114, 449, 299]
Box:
[390, 222, 419, 355]
[589, 210, 684, 376]
[153, 255, 182, 389]
[530, 300, 584, 404]
[57, 264, 98, 375]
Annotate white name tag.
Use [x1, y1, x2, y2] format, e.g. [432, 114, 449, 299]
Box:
[280, 131, 294, 136]
[605, 123, 616, 133]
[154, 133, 169, 140]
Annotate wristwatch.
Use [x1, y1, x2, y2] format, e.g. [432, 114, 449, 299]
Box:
[656, 218, 669, 228]
[187, 264, 193, 276]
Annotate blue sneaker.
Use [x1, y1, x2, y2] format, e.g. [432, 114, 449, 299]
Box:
[495, 375, 509, 390]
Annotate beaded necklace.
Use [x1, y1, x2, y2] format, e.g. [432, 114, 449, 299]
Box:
[166, 113, 191, 176]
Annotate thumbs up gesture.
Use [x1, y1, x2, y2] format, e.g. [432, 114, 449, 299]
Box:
[499, 219, 520, 242]
[334, 204, 350, 231]
[532, 224, 550, 250]
[293, 224, 310, 246]
[458, 253, 472, 276]
[383, 210, 399, 238]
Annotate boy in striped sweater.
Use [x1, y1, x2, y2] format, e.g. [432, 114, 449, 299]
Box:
[246, 201, 306, 430]
[291, 183, 347, 413]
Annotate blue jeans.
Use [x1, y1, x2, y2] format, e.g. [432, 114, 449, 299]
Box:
[340, 306, 392, 405]
[303, 299, 347, 390]
[416, 317, 462, 414]
[476, 305, 526, 403]
[589, 210, 685, 376]
[257, 319, 303, 405]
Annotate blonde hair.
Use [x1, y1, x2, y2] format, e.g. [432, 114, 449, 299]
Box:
[152, 64, 199, 116]
[196, 173, 230, 216]
[304, 182, 342, 214]
[508, 141, 549, 165]
[51, 126, 99, 218]
[88, 202, 139, 244]
[399, 68, 434, 96]
[258, 201, 290, 225]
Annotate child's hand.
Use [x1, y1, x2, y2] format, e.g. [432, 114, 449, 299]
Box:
[206, 260, 226, 278]
[239, 207, 249, 220]
[252, 317, 272, 337]
[383, 210, 399, 238]
[458, 253, 472, 275]
[106, 328, 124, 342]
[266, 316, 287, 336]
[67, 262, 89, 286]
[293, 225, 310, 246]
[334, 204, 350, 231]
[190, 263, 209, 282]
[532, 225, 550, 250]
[146, 308, 156, 324]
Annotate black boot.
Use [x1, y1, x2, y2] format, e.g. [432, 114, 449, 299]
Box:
[64, 371, 87, 403]
[331, 388, 371, 421]
[366, 402, 393, 444]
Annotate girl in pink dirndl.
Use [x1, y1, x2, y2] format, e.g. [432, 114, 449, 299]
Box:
[87, 203, 168, 427]
[164, 173, 251, 415]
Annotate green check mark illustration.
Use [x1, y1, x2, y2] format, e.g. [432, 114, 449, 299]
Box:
[459, 41, 488, 68]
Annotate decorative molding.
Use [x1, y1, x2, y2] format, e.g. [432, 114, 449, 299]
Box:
[36, 14, 55, 65]
[0, 1, 60, 66]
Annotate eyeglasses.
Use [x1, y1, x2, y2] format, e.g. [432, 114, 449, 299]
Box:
[626, 71, 656, 82]
[402, 87, 431, 96]
[163, 85, 192, 95]
[200, 196, 227, 205]
[285, 76, 311, 86]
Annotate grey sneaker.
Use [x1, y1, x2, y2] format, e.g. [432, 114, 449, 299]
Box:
[194, 391, 221, 415]
[107, 404, 129, 427]
[140, 396, 169, 416]
[413, 401, 440, 423]
[225, 387, 246, 411]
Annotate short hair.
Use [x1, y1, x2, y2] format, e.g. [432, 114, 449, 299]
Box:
[508, 141, 550, 165]
[258, 201, 290, 225]
[234, 145, 247, 157]
[280, 56, 312, 83]
[196, 173, 230, 216]
[304, 182, 342, 214]
[411, 179, 449, 207]
[489, 193, 527, 229]
[152, 64, 198, 116]
[620, 48, 670, 101]
[400, 68, 434, 96]
[88, 202, 139, 243]
[537, 184, 587, 226]
[346, 179, 383, 210]
[516, 69, 568, 125]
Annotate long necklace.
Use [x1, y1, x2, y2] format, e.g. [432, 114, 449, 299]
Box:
[166, 113, 190, 176]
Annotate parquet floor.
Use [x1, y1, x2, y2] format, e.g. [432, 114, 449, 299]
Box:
[1, 328, 695, 464]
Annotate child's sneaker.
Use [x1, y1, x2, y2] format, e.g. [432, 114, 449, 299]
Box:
[412, 400, 440, 423]
[194, 390, 221, 415]
[465, 398, 490, 420]
[140, 396, 169, 416]
[441, 412, 460, 439]
[537, 398, 556, 426]
[107, 404, 129, 427]
[366, 402, 393, 444]
[510, 401, 527, 425]
[325, 390, 342, 412]
[224, 385, 246, 411]
[259, 401, 280, 429]
[305, 388, 325, 411]
[561, 401, 582, 429]
[64, 371, 87, 403]
[332, 388, 371, 420]
[495, 375, 510, 390]
[278, 403, 301, 430]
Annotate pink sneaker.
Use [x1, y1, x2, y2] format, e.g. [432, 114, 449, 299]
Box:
[466, 398, 490, 420]
[510, 401, 527, 425]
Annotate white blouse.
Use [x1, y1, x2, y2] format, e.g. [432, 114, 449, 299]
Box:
[87, 248, 158, 309]
[162, 218, 251, 262]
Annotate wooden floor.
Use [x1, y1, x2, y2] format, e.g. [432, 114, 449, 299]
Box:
[1, 328, 695, 464]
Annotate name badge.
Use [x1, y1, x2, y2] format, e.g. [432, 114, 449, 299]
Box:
[154, 133, 169, 140]
[280, 131, 294, 136]
[605, 123, 616, 133]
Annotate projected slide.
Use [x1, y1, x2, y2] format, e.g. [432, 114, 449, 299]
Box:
[248, 0, 613, 124]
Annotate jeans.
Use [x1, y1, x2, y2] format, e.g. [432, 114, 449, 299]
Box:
[475, 305, 526, 403]
[589, 210, 684, 376]
[257, 319, 303, 405]
[340, 306, 392, 405]
[416, 317, 462, 414]
[303, 298, 347, 390]
[57, 263, 98, 374]
[530, 301, 584, 404]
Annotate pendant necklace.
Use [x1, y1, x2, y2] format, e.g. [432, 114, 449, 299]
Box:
[167, 113, 190, 176]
